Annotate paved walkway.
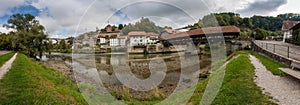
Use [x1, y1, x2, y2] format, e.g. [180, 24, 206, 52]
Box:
[249, 55, 300, 105]
[255, 40, 300, 61]
[0, 53, 18, 79]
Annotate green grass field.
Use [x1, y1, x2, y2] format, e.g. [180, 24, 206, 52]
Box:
[0, 52, 15, 67]
[189, 51, 275, 105]
[0, 53, 87, 105]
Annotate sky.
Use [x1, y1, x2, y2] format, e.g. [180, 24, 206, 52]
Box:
[0, 0, 299, 38]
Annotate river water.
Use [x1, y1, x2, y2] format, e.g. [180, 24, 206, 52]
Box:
[43, 52, 212, 101]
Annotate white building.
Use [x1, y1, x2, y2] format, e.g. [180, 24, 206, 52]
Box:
[146, 32, 159, 45]
[109, 38, 119, 46]
[117, 35, 127, 46]
[109, 35, 127, 46]
[128, 31, 148, 46]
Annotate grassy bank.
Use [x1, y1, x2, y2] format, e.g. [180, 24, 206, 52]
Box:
[189, 51, 275, 104]
[0, 52, 15, 67]
[0, 53, 87, 104]
[250, 51, 287, 75]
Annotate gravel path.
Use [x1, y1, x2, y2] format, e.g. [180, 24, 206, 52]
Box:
[0, 53, 17, 79]
[249, 55, 300, 105]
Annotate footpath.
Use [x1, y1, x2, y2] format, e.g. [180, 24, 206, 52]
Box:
[0, 53, 18, 79]
[250, 55, 300, 105]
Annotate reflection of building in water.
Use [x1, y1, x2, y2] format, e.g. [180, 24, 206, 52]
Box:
[110, 56, 127, 65]
[130, 61, 149, 67]
[100, 57, 107, 64]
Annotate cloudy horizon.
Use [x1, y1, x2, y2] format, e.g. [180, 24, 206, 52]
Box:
[0, 0, 299, 38]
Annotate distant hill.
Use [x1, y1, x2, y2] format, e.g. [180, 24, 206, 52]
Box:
[121, 17, 163, 35]
[186, 12, 300, 32]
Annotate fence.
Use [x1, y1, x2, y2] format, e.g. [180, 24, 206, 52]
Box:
[254, 41, 300, 61]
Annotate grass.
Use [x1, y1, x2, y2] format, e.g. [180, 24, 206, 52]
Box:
[189, 51, 275, 105]
[250, 51, 287, 75]
[0, 53, 87, 105]
[0, 52, 15, 67]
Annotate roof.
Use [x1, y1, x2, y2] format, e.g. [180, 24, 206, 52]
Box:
[128, 31, 147, 36]
[147, 32, 159, 37]
[164, 26, 240, 40]
[164, 28, 180, 34]
[291, 22, 300, 30]
[117, 35, 127, 39]
[282, 20, 300, 30]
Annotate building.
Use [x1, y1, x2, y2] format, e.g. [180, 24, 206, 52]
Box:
[128, 31, 148, 46]
[146, 32, 159, 45]
[117, 35, 127, 46]
[96, 24, 121, 47]
[282, 20, 300, 42]
[109, 37, 118, 46]
[160, 28, 180, 38]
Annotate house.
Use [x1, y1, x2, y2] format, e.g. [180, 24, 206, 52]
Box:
[96, 24, 121, 47]
[128, 31, 148, 46]
[146, 32, 159, 45]
[117, 35, 127, 46]
[160, 28, 180, 38]
[109, 36, 118, 46]
[282, 20, 300, 42]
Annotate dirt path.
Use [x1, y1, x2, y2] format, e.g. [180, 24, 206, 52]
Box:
[0, 53, 18, 79]
[249, 55, 300, 104]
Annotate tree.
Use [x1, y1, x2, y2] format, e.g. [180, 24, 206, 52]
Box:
[5, 13, 48, 60]
[118, 24, 124, 30]
[251, 28, 268, 40]
[291, 28, 300, 45]
[121, 18, 163, 35]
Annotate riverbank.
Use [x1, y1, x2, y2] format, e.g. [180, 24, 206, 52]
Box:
[19, 50, 291, 104]
[0, 53, 87, 104]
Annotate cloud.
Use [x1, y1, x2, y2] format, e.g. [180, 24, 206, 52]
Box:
[237, 0, 288, 17]
[0, 0, 25, 17]
[0, 0, 294, 38]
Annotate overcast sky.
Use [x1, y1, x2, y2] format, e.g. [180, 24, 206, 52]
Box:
[0, 0, 299, 38]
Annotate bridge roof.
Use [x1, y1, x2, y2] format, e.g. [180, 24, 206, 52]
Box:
[164, 26, 240, 40]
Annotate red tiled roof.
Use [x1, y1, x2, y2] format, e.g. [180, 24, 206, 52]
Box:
[128, 31, 147, 36]
[164, 28, 180, 34]
[282, 20, 300, 30]
[117, 35, 127, 39]
[164, 26, 240, 40]
[147, 32, 159, 37]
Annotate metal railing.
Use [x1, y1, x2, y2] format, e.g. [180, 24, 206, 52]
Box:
[254, 41, 300, 61]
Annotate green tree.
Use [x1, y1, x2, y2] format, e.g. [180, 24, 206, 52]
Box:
[118, 24, 124, 30]
[252, 28, 268, 40]
[5, 13, 48, 59]
[291, 29, 300, 45]
[121, 18, 163, 35]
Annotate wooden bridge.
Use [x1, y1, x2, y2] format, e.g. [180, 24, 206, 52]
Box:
[161, 26, 240, 46]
